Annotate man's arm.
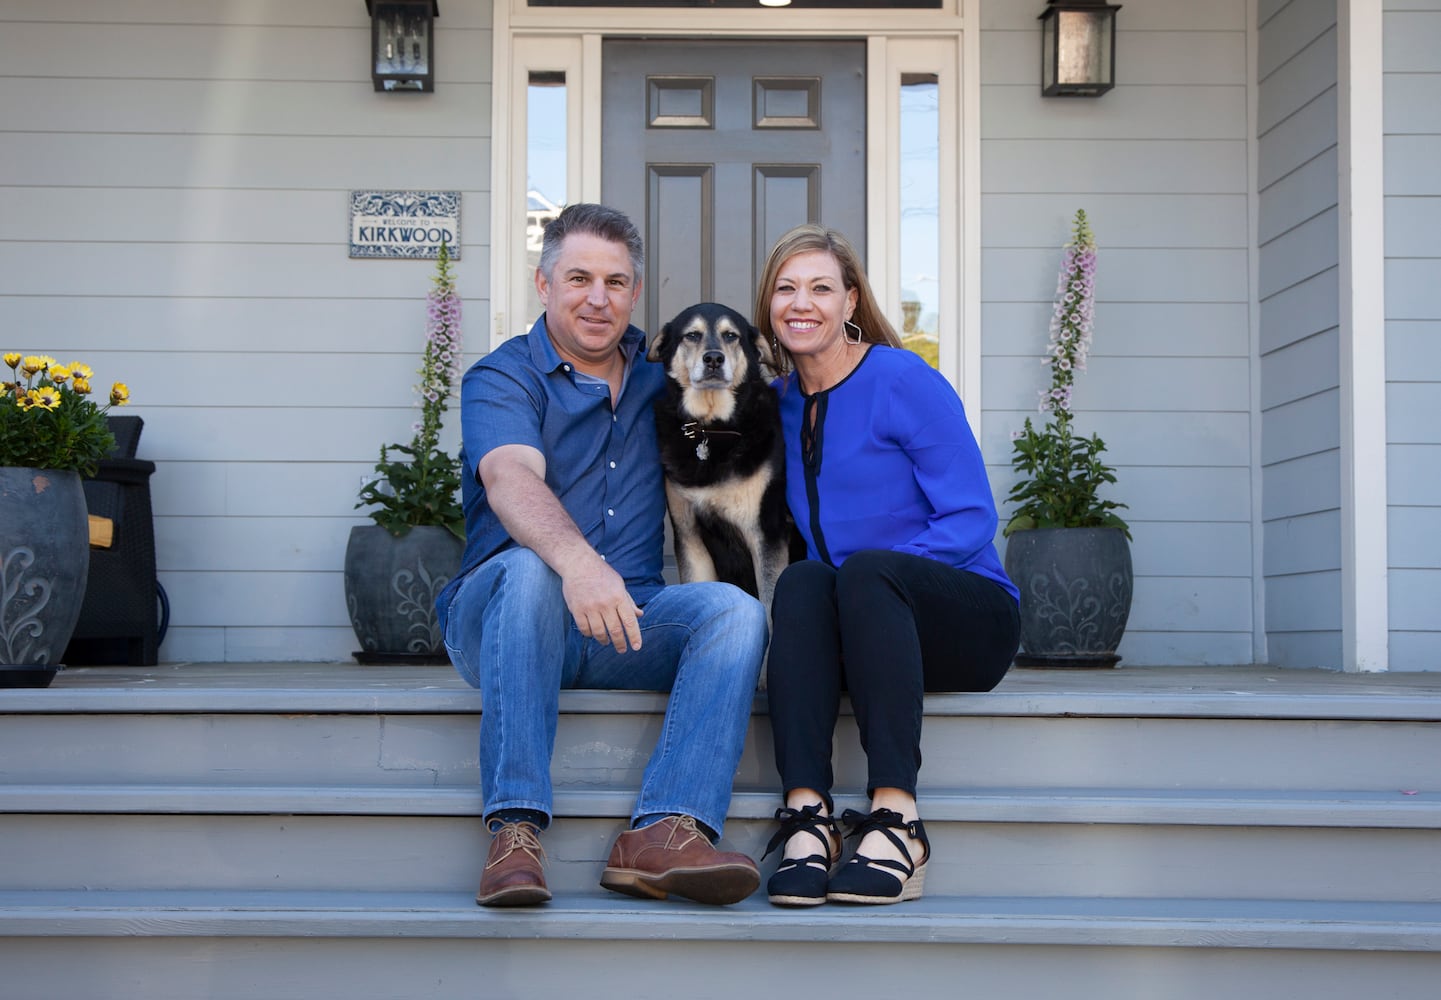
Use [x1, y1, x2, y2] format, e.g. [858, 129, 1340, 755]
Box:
[477, 443, 643, 653]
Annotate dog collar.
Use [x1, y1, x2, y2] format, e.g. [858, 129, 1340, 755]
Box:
[680, 421, 742, 461]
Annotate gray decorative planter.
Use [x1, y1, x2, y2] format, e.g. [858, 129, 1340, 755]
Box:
[1003, 526, 1132, 668]
[344, 524, 462, 665]
[1, 466, 91, 684]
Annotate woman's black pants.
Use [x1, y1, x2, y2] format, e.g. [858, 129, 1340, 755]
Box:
[766, 549, 1021, 803]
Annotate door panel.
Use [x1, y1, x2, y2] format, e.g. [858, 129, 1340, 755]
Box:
[603, 38, 866, 331]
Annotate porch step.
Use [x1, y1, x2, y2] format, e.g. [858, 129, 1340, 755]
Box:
[3, 663, 1441, 998]
[6, 783, 1439, 826]
[2, 891, 1439, 1000]
[2, 786, 1437, 901]
[3, 889, 1439, 950]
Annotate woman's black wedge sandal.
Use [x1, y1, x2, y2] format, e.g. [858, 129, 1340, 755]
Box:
[825, 807, 930, 904]
[761, 803, 843, 906]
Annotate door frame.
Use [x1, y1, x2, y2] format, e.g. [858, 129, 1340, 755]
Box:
[490, 0, 982, 418]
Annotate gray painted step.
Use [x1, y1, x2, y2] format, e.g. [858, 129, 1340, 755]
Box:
[4, 804, 1437, 902]
[2, 893, 1440, 1000]
[5, 665, 1441, 997]
[5, 784, 1439, 827]
[4, 709, 1441, 792]
[3, 890, 1439, 950]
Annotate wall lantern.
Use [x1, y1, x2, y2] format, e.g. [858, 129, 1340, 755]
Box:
[1039, 1, 1120, 97]
[365, 0, 438, 92]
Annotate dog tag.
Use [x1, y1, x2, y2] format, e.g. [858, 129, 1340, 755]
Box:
[695, 440, 710, 461]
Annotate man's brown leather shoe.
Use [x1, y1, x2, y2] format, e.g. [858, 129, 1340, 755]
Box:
[476, 820, 551, 907]
[600, 814, 759, 905]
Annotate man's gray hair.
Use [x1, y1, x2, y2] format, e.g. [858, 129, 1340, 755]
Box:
[538, 203, 645, 282]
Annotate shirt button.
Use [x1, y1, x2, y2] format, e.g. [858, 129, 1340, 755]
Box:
[562, 364, 572, 372]
[609, 461, 617, 469]
[607, 508, 615, 517]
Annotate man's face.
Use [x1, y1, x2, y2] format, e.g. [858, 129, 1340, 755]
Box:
[536, 232, 642, 373]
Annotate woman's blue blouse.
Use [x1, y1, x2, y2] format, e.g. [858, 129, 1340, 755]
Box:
[774, 345, 1019, 602]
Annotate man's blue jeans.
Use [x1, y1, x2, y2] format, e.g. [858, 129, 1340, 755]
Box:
[441, 547, 768, 838]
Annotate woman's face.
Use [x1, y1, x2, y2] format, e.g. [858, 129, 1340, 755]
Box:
[769, 249, 858, 361]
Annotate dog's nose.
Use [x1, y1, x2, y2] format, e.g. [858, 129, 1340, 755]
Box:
[703, 351, 725, 371]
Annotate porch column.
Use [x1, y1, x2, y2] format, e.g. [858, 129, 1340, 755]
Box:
[1336, 0, 1388, 672]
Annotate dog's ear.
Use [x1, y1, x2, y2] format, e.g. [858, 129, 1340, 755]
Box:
[646, 322, 670, 362]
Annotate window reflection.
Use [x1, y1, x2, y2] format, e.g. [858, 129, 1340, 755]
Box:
[899, 72, 939, 369]
[525, 71, 568, 329]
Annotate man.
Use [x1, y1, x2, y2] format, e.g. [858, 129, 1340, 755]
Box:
[436, 203, 767, 908]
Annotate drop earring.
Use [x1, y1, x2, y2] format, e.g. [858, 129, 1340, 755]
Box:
[844, 319, 863, 345]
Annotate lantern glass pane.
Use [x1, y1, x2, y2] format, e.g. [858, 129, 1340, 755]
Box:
[524, 71, 568, 326]
[1056, 9, 1107, 86]
[1041, 15, 1057, 91]
[899, 72, 940, 369]
[374, 2, 430, 78]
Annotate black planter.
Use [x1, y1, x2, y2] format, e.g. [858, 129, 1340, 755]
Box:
[0, 665, 59, 688]
[1, 466, 90, 681]
[344, 524, 463, 665]
[1003, 526, 1132, 668]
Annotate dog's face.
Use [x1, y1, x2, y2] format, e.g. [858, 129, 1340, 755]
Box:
[647, 303, 775, 423]
[648, 302, 759, 389]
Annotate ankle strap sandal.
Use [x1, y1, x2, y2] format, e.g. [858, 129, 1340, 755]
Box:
[762, 803, 842, 907]
[826, 807, 930, 904]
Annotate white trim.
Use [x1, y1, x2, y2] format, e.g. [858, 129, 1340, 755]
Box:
[961, 0, 981, 426]
[866, 36, 891, 328]
[490, 3, 513, 347]
[489, 3, 977, 398]
[870, 35, 969, 413]
[503, 0, 963, 34]
[579, 34, 603, 204]
[1337, 0, 1389, 672]
[495, 34, 586, 348]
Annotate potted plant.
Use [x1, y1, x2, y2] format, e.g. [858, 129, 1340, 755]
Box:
[1002, 210, 1133, 668]
[344, 243, 466, 664]
[1, 354, 131, 686]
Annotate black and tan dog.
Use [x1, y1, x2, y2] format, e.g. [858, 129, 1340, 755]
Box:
[649, 302, 794, 613]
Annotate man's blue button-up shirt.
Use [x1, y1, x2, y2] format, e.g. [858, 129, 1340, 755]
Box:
[436, 315, 666, 631]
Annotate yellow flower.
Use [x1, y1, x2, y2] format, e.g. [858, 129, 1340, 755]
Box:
[48, 364, 72, 383]
[30, 386, 62, 410]
[73, 376, 93, 394]
[110, 382, 131, 406]
[3, 352, 20, 369]
[68, 362, 93, 380]
[16, 392, 36, 411]
[21, 355, 50, 376]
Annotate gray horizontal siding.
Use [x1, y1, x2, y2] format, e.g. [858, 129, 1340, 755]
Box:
[1387, 5, 1441, 669]
[1257, 0, 1341, 668]
[0, 0, 494, 662]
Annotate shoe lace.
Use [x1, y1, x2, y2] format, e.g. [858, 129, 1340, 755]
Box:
[493, 821, 547, 864]
[665, 814, 707, 846]
[839, 807, 925, 844]
[762, 803, 837, 860]
[839, 808, 929, 868]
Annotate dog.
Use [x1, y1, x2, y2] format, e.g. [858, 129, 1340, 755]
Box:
[649, 302, 795, 616]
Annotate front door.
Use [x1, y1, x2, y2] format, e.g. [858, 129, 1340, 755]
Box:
[602, 38, 867, 331]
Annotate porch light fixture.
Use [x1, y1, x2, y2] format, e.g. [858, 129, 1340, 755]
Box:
[366, 0, 438, 92]
[1039, 0, 1120, 97]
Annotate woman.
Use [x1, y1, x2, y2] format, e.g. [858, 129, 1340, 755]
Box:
[755, 224, 1021, 906]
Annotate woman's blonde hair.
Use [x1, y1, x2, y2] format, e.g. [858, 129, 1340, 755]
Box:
[753, 223, 902, 375]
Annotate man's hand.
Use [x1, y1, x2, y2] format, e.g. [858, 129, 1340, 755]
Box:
[479, 443, 644, 653]
[561, 555, 644, 653]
